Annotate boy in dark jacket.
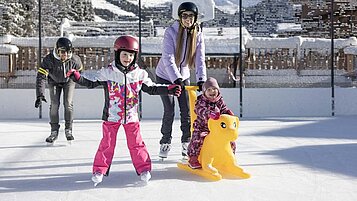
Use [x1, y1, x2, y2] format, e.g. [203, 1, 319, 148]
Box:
[35, 37, 83, 144]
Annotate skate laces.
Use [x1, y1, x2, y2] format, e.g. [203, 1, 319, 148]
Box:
[160, 143, 171, 152]
[65, 129, 72, 136]
[181, 142, 189, 156]
[50, 130, 58, 137]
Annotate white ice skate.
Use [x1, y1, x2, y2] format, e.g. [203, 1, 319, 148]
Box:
[181, 142, 189, 161]
[138, 171, 151, 186]
[159, 143, 171, 161]
[91, 172, 103, 187]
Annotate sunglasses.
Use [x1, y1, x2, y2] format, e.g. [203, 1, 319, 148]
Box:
[181, 13, 195, 20]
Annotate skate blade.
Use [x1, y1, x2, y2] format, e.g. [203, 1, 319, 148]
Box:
[46, 142, 54, 146]
[93, 182, 100, 187]
[67, 140, 73, 145]
[158, 157, 167, 162]
[180, 157, 189, 164]
[136, 180, 149, 187]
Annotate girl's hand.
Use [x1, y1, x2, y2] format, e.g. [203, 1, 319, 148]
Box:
[209, 111, 220, 120]
[66, 69, 81, 81]
[168, 84, 182, 96]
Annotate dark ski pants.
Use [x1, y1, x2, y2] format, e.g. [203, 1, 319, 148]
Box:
[48, 80, 75, 131]
[156, 76, 191, 144]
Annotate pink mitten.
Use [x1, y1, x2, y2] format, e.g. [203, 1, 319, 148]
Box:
[168, 84, 182, 96]
[66, 69, 81, 81]
[208, 111, 220, 120]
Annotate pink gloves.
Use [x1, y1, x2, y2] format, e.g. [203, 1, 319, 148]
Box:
[209, 107, 221, 120]
[66, 69, 81, 81]
[209, 112, 220, 120]
[168, 84, 182, 96]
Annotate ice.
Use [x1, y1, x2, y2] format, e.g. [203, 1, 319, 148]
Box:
[0, 117, 356, 201]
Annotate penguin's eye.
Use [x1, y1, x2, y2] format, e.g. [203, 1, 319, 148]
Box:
[221, 122, 226, 128]
[233, 122, 237, 128]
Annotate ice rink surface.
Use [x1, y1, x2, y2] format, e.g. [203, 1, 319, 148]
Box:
[0, 116, 356, 201]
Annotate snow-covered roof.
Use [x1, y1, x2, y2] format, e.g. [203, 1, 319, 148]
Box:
[2, 34, 357, 55]
[0, 24, 251, 54]
[300, 37, 357, 49]
[277, 23, 302, 32]
[127, 0, 172, 7]
[91, 0, 136, 17]
[344, 46, 357, 55]
[246, 36, 357, 50]
[246, 37, 300, 49]
[0, 44, 19, 54]
[0, 35, 12, 44]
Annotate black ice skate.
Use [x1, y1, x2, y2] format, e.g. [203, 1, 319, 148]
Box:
[65, 129, 74, 144]
[159, 143, 171, 161]
[46, 130, 58, 145]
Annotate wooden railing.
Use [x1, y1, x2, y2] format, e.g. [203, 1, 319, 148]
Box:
[1, 45, 354, 89]
[244, 48, 351, 72]
[11, 47, 240, 72]
[10, 46, 353, 73]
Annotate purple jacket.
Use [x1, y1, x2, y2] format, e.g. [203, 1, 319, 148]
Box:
[155, 21, 207, 83]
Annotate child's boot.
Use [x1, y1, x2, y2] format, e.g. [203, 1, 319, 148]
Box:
[188, 156, 202, 169]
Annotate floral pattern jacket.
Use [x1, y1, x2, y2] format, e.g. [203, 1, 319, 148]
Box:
[187, 93, 235, 157]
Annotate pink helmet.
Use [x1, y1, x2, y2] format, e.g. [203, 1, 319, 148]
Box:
[114, 35, 139, 53]
[114, 35, 139, 71]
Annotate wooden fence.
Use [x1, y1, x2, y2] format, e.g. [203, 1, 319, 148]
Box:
[8, 46, 354, 74]
[9, 47, 240, 72]
[1, 45, 355, 88]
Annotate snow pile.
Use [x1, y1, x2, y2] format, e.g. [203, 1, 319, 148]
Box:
[91, 0, 135, 17]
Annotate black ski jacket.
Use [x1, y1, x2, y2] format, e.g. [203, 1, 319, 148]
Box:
[36, 50, 83, 98]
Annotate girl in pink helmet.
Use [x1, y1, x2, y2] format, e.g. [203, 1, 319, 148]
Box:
[67, 35, 181, 186]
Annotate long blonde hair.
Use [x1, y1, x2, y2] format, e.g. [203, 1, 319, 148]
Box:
[175, 21, 199, 69]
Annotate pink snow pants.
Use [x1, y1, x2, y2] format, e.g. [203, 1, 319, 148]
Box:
[92, 121, 151, 175]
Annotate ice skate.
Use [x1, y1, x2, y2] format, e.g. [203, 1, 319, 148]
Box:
[159, 143, 171, 161]
[65, 129, 74, 145]
[138, 171, 151, 186]
[181, 142, 189, 161]
[91, 172, 103, 187]
[45, 130, 58, 145]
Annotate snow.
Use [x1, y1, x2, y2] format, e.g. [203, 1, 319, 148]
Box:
[215, 0, 238, 14]
[0, 44, 19, 54]
[91, 0, 136, 17]
[0, 26, 252, 54]
[0, 116, 356, 201]
[276, 23, 302, 32]
[127, 0, 172, 7]
[245, 36, 357, 53]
